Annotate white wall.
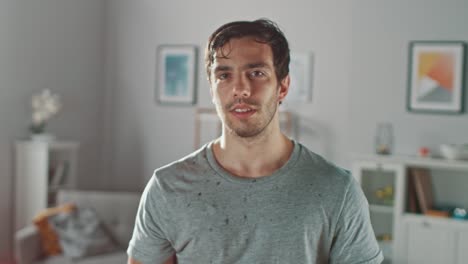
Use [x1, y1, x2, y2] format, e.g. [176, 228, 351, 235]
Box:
[349, 0, 468, 157]
[103, 0, 353, 190]
[104, 0, 468, 191]
[1, 0, 464, 260]
[0, 0, 105, 260]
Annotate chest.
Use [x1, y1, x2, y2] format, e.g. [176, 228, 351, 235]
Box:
[163, 182, 332, 262]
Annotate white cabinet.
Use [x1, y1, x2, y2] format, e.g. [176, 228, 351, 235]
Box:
[457, 231, 468, 262]
[401, 214, 468, 264]
[14, 140, 79, 231]
[352, 155, 468, 264]
[404, 215, 456, 264]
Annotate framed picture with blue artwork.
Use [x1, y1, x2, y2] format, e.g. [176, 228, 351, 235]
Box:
[156, 45, 198, 105]
[407, 41, 466, 114]
[284, 52, 313, 103]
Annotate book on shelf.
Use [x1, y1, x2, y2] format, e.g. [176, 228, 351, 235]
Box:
[408, 168, 434, 214]
[49, 161, 69, 187]
[406, 169, 420, 213]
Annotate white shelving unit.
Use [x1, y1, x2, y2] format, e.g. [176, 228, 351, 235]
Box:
[14, 140, 79, 231]
[352, 160, 405, 264]
[352, 154, 468, 264]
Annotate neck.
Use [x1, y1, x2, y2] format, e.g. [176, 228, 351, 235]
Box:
[212, 120, 294, 178]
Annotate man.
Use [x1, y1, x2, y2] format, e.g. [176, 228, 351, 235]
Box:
[127, 19, 383, 264]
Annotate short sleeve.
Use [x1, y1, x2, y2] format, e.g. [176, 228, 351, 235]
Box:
[127, 174, 175, 263]
[329, 177, 384, 264]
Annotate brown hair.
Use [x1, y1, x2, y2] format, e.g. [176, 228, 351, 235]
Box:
[205, 18, 290, 82]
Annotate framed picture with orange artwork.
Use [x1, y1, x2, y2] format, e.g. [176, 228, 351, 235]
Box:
[407, 41, 466, 114]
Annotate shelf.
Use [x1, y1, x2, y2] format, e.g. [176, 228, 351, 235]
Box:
[15, 140, 79, 230]
[402, 213, 468, 230]
[16, 140, 79, 149]
[352, 154, 468, 171]
[49, 141, 79, 150]
[370, 204, 394, 214]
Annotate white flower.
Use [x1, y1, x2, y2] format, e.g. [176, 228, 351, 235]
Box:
[29, 89, 62, 134]
[32, 111, 46, 125]
[32, 95, 42, 110]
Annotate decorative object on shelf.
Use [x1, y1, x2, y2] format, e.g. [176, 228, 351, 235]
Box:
[29, 89, 61, 141]
[407, 41, 466, 114]
[376, 233, 392, 242]
[439, 143, 468, 160]
[452, 208, 468, 220]
[374, 122, 393, 155]
[156, 45, 198, 105]
[425, 209, 450, 218]
[418, 146, 431, 157]
[374, 185, 394, 206]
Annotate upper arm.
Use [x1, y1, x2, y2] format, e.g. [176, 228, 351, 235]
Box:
[127, 175, 175, 263]
[329, 177, 383, 263]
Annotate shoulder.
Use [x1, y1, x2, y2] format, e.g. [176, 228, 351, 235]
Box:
[296, 143, 365, 222]
[148, 144, 210, 194]
[156, 145, 207, 177]
[296, 143, 353, 191]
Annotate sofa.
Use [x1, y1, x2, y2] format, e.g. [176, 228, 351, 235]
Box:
[15, 189, 141, 264]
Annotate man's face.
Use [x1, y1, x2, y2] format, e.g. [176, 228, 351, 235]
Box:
[209, 37, 289, 138]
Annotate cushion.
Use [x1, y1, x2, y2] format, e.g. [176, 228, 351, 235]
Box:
[37, 252, 128, 264]
[33, 203, 76, 257]
[48, 206, 119, 259]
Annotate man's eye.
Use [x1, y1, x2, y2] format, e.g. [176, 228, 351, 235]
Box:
[250, 71, 265, 78]
[217, 73, 229, 80]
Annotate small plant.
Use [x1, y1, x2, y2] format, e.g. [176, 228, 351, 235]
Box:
[374, 185, 394, 206]
[29, 89, 61, 134]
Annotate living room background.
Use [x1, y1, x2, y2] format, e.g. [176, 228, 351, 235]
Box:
[1, 0, 467, 261]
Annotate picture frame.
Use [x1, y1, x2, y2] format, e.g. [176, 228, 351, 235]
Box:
[156, 45, 198, 105]
[407, 41, 466, 114]
[284, 52, 313, 103]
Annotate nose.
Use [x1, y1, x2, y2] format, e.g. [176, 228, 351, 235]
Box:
[232, 74, 251, 98]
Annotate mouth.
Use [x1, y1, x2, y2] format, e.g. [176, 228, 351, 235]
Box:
[233, 108, 254, 113]
[230, 104, 256, 119]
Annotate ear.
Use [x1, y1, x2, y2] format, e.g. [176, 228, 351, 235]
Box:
[277, 74, 290, 102]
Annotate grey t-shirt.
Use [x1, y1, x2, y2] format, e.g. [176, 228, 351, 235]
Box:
[127, 141, 383, 264]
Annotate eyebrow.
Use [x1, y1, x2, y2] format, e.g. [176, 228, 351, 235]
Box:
[244, 62, 269, 70]
[213, 62, 270, 74]
[213, 65, 232, 74]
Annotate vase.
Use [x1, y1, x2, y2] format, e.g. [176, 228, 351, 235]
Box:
[374, 122, 393, 155]
[30, 133, 56, 142]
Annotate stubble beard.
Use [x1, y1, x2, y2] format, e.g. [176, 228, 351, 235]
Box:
[219, 94, 278, 139]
